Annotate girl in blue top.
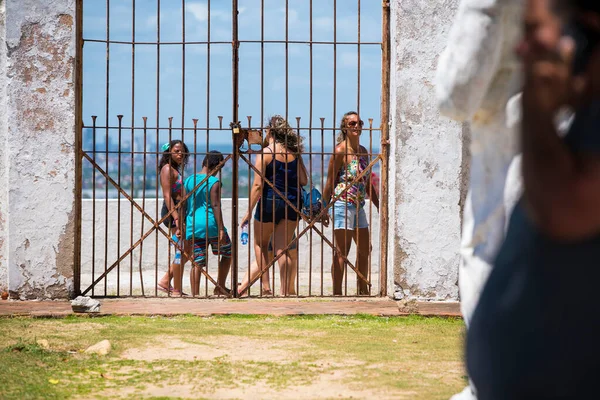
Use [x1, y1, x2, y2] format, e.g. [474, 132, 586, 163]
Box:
[180, 151, 231, 297]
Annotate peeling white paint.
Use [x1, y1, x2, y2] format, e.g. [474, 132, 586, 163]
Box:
[0, 0, 8, 294]
[388, 0, 462, 300]
[1, 0, 76, 299]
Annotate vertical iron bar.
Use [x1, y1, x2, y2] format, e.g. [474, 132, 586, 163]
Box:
[130, 0, 136, 296]
[285, 0, 289, 119]
[139, 116, 148, 296]
[319, 117, 325, 296]
[74, 0, 84, 298]
[205, 0, 211, 296]
[181, 0, 186, 266]
[117, 114, 123, 296]
[154, 0, 161, 296]
[231, 0, 240, 296]
[298, 117, 303, 296]
[167, 116, 173, 288]
[357, 0, 361, 115]
[379, 1, 390, 297]
[308, 0, 313, 297]
[368, 119, 373, 295]
[261, 0, 266, 298]
[91, 116, 97, 296]
[246, 116, 252, 295]
[104, 0, 110, 297]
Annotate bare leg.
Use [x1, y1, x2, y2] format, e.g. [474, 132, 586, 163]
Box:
[353, 227, 371, 295]
[272, 219, 299, 296]
[158, 231, 178, 290]
[214, 256, 232, 295]
[332, 229, 353, 296]
[158, 268, 172, 292]
[261, 250, 273, 294]
[191, 266, 201, 297]
[287, 249, 298, 295]
[172, 240, 189, 296]
[238, 220, 274, 295]
[172, 261, 184, 296]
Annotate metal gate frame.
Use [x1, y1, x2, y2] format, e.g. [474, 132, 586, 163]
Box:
[73, 0, 391, 298]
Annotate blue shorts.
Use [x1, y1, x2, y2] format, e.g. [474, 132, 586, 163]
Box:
[192, 234, 232, 267]
[329, 202, 368, 230]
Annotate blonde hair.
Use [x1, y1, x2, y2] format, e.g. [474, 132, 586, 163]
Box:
[336, 111, 359, 143]
[268, 115, 303, 153]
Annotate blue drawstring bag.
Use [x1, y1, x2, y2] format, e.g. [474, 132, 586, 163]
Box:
[301, 187, 323, 218]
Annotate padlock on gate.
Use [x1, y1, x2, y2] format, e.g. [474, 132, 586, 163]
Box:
[231, 121, 263, 151]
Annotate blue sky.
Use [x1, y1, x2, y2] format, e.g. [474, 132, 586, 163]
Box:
[82, 0, 382, 147]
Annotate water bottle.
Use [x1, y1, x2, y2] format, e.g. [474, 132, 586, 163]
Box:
[240, 223, 249, 245]
[174, 248, 181, 265]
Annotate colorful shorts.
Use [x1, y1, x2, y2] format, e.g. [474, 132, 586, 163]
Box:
[192, 234, 232, 267]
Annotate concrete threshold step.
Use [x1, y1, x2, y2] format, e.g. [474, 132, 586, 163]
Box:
[0, 298, 461, 318]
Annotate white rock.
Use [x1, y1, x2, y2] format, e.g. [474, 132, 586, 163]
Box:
[70, 296, 101, 313]
[84, 340, 111, 356]
[393, 284, 405, 301]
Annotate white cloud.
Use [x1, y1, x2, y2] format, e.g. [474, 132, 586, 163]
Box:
[186, 2, 231, 23]
[340, 51, 378, 69]
[186, 2, 208, 22]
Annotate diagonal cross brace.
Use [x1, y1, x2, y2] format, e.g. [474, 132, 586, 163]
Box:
[81, 153, 233, 297]
[238, 153, 381, 291]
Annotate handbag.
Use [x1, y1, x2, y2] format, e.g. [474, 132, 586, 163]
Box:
[301, 186, 323, 218]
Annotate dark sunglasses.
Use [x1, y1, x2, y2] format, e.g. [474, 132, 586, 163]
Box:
[347, 120, 364, 127]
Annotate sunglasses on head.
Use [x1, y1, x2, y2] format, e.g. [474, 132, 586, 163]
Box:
[347, 120, 364, 127]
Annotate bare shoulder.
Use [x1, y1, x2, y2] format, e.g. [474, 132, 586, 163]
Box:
[160, 164, 173, 179]
[334, 142, 347, 155]
[255, 146, 274, 165]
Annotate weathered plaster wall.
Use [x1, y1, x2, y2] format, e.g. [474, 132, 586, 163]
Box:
[389, 0, 464, 300]
[0, 1, 8, 293]
[2, 0, 76, 299]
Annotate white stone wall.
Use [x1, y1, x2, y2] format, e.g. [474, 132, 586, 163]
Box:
[388, 0, 464, 300]
[0, 0, 8, 293]
[0, 0, 76, 299]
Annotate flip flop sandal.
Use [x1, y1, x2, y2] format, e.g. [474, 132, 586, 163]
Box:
[157, 284, 174, 293]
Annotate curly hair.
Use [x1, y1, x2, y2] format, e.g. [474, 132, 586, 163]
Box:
[336, 111, 360, 144]
[267, 115, 304, 153]
[158, 140, 190, 172]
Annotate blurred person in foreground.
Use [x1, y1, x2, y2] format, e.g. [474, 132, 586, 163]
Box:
[467, 0, 600, 398]
[436, 0, 524, 398]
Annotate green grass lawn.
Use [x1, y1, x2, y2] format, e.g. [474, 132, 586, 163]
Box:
[0, 315, 466, 399]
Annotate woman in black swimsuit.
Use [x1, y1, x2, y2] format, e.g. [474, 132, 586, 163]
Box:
[239, 116, 308, 296]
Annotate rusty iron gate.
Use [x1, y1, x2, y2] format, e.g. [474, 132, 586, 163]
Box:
[74, 0, 390, 298]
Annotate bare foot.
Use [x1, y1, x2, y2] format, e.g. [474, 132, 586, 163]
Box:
[213, 286, 232, 297]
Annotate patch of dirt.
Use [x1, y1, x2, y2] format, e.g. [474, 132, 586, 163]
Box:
[95, 371, 414, 400]
[120, 336, 302, 363]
